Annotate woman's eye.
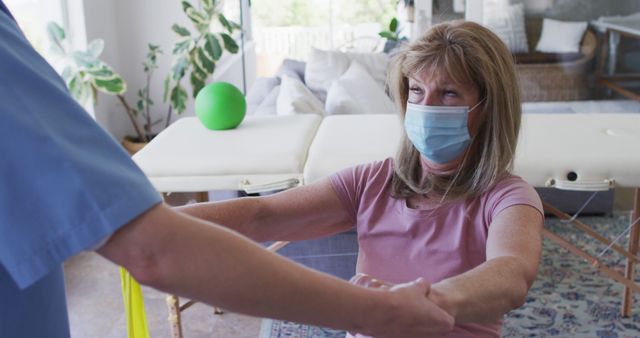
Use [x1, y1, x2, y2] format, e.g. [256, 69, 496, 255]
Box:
[409, 86, 422, 94]
[444, 90, 457, 97]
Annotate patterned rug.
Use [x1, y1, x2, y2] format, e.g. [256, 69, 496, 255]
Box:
[260, 214, 640, 338]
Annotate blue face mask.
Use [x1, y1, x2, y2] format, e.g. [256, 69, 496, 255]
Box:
[404, 100, 483, 164]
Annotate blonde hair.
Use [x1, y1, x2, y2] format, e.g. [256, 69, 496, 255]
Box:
[389, 20, 521, 200]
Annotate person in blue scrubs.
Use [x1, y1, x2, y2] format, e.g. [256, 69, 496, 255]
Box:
[0, 2, 455, 338]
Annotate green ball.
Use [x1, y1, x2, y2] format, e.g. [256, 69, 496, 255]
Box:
[195, 82, 246, 130]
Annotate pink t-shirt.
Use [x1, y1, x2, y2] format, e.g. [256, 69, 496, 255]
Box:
[329, 158, 543, 338]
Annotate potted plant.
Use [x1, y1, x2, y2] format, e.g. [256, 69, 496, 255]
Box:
[378, 17, 408, 54]
[163, 0, 241, 126]
[46, 0, 241, 155]
[47, 22, 162, 154]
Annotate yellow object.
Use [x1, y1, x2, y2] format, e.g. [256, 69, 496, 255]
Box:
[120, 267, 150, 338]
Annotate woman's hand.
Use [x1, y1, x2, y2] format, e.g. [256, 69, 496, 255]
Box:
[351, 275, 455, 338]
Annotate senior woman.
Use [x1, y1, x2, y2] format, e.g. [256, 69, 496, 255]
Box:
[180, 20, 543, 338]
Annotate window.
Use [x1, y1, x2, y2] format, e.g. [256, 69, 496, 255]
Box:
[4, 0, 66, 62]
[252, 0, 397, 76]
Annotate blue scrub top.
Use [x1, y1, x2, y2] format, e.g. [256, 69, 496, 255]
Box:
[0, 3, 162, 337]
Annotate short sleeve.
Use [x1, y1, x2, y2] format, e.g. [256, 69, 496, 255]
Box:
[328, 158, 393, 225]
[484, 176, 544, 225]
[0, 14, 162, 289]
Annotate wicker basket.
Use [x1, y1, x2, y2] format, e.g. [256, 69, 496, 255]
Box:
[516, 19, 597, 102]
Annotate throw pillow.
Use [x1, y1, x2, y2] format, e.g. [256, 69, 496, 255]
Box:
[325, 61, 396, 115]
[483, 3, 529, 54]
[535, 18, 588, 53]
[246, 76, 281, 106]
[305, 48, 351, 94]
[276, 58, 306, 83]
[305, 48, 389, 93]
[253, 85, 280, 116]
[276, 75, 325, 116]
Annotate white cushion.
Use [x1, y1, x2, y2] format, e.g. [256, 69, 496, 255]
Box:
[535, 18, 588, 53]
[514, 113, 640, 188]
[483, 3, 529, 54]
[133, 115, 323, 192]
[305, 48, 389, 93]
[303, 113, 640, 188]
[303, 114, 403, 184]
[276, 75, 325, 116]
[325, 61, 396, 115]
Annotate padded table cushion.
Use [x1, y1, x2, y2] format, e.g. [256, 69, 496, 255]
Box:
[303, 114, 403, 184]
[134, 115, 321, 192]
[304, 113, 640, 189]
[515, 113, 640, 189]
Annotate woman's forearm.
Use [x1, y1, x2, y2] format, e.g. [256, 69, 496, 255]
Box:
[175, 181, 354, 242]
[176, 198, 265, 240]
[429, 256, 532, 323]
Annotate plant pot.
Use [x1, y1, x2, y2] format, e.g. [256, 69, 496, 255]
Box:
[383, 40, 398, 54]
[121, 136, 148, 155]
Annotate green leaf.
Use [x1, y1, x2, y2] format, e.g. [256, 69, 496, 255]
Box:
[220, 33, 239, 54]
[200, 0, 213, 10]
[218, 14, 233, 33]
[181, 0, 194, 13]
[87, 39, 104, 58]
[190, 72, 205, 98]
[172, 56, 189, 81]
[69, 73, 93, 105]
[378, 31, 397, 41]
[171, 24, 191, 37]
[47, 22, 66, 56]
[68, 74, 82, 100]
[170, 84, 188, 113]
[186, 7, 208, 27]
[47, 22, 65, 45]
[204, 33, 222, 60]
[93, 77, 127, 95]
[73, 51, 99, 69]
[86, 65, 115, 80]
[389, 18, 398, 33]
[192, 60, 208, 81]
[172, 39, 192, 54]
[197, 48, 215, 73]
[61, 66, 73, 83]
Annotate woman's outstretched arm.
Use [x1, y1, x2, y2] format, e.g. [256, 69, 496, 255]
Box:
[428, 205, 543, 323]
[176, 178, 353, 242]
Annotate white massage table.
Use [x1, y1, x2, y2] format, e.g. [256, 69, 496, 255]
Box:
[133, 113, 640, 338]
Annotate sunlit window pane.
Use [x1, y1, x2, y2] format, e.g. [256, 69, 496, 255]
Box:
[252, 0, 397, 76]
[4, 0, 65, 61]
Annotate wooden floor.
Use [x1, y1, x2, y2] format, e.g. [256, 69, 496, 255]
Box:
[64, 251, 263, 338]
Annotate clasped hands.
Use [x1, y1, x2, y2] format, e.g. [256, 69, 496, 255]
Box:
[350, 273, 455, 338]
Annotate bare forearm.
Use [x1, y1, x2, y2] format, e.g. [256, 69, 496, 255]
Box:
[176, 184, 353, 242]
[100, 205, 372, 331]
[429, 257, 532, 323]
[176, 198, 266, 240]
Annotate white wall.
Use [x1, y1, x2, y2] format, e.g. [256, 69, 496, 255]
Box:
[82, 0, 255, 140]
